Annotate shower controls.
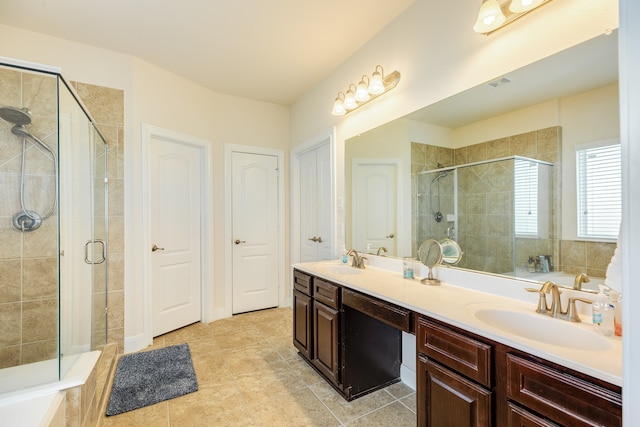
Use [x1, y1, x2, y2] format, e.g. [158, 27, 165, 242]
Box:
[1, 105, 58, 232]
[11, 210, 42, 232]
[151, 244, 165, 252]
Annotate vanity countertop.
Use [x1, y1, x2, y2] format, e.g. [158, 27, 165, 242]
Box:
[292, 259, 623, 387]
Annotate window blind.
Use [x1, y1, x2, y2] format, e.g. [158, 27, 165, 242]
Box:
[514, 159, 538, 237]
[576, 142, 621, 240]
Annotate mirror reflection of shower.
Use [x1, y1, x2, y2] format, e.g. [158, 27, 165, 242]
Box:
[0, 106, 58, 232]
[429, 168, 448, 222]
[416, 165, 457, 253]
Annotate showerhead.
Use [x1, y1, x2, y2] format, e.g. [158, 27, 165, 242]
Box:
[0, 106, 32, 126]
[430, 170, 448, 184]
[11, 124, 30, 139]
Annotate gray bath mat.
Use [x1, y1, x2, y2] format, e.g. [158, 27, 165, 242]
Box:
[106, 343, 198, 416]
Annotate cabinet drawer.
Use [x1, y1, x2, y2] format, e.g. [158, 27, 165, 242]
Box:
[417, 316, 492, 388]
[293, 270, 313, 295]
[314, 278, 340, 309]
[506, 353, 622, 427]
[342, 288, 413, 333]
[507, 402, 559, 427]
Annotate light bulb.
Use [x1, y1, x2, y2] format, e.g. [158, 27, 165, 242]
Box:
[368, 69, 384, 95]
[355, 77, 370, 102]
[344, 87, 357, 110]
[331, 95, 346, 116]
[473, 0, 506, 33]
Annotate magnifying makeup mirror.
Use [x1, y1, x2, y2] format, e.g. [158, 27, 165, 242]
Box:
[440, 238, 463, 265]
[418, 239, 443, 286]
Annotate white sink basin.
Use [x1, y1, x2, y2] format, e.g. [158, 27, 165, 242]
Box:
[317, 265, 362, 275]
[468, 304, 612, 351]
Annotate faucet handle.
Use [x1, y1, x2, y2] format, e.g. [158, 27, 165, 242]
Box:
[525, 287, 549, 313]
[566, 297, 593, 322]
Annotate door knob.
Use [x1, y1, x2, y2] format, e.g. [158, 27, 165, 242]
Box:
[152, 244, 165, 252]
[386, 233, 395, 238]
[234, 239, 246, 245]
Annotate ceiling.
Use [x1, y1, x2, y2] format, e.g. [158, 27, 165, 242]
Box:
[0, 0, 415, 106]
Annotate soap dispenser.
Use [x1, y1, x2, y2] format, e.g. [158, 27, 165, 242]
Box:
[592, 285, 614, 336]
[340, 245, 348, 264]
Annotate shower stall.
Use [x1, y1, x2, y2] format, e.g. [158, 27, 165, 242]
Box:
[415, 156, 554, 277]
[0, 60, 108, 394]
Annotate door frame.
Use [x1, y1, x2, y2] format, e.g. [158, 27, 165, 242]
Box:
[224, 144, 286, 316]
[141, 124, 214, 345]
[291, 129, 336, 266]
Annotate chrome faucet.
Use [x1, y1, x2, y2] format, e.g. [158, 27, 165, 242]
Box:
[526, 281, 593, 322]
[376, 247, 388, 256]
[347, 249, 367, 269]
[573, 273, 590, 290]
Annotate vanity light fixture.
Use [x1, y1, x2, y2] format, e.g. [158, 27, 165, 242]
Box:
[331, 65, 400, 116]
[473, 0, 552, 34]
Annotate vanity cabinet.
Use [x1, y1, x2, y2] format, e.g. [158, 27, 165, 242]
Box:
[292, 269, 405, 401]
[416, 316, 493, 427]
[416, 314, 623, 427]
[312, 278, 341, 385]
[498, 350, 622, 426]
[292, 270, 313, 360]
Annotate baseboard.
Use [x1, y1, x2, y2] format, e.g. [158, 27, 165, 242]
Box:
[400, 364, 416, 391]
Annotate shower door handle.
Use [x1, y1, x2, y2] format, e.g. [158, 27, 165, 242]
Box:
[84, 239, 106, 265]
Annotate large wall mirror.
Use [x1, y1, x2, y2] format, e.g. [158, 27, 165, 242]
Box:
[345, 31, 620, 290]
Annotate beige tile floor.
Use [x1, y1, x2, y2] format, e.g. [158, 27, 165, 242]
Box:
[98, 307, 416, 426]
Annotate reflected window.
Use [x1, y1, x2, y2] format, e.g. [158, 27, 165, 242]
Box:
[576, 140, 621, 240]
[514, 160, 539, 237]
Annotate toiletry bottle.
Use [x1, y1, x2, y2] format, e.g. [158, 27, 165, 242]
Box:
[610, 289, 622, 337]
[593, 285, 614, 336]
[527, 256, 535, 273]
[403, 257, 414, 279]
[340, 245, 348, 264]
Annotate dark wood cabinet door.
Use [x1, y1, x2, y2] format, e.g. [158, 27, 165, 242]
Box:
[313, 300, 340, 385]
[418, 355, 492, 427]
[293, 289, 312, 360]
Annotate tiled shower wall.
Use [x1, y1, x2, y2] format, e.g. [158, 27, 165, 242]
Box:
[0, 66, 124, 368]
[0, 68, 60, 367]
[412, 128, 561, 271]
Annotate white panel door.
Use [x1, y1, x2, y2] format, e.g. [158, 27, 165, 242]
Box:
[300, 149, 318, 262]
[300, 143, 333, 262]
[232, 152, 279, 314]
[151, 137, 202, 336]
[353, 161, 398, 255]
[315, 143, 333, 260]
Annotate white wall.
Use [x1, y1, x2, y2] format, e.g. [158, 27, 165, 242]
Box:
[619, 1, 640, 424]
[0, 24, 291, 350]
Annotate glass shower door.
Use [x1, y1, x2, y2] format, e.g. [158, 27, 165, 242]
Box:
[58, 79, 108, 379]
[90, 123, 108, 351]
